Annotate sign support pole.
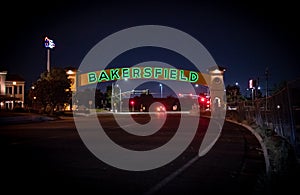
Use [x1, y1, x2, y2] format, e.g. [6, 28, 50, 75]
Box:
[44, 36, 55, 73]
[47, 48, 50, 72]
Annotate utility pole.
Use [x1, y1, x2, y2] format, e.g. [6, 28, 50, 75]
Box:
[265, 67, 269, 111]
[111, 82, 114, 112]
[46, 48, 50, 72]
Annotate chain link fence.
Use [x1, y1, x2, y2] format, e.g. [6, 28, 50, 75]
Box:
[232, 78, 300, 159]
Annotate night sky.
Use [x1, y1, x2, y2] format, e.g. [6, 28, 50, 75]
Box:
[1, 0, 299, 96]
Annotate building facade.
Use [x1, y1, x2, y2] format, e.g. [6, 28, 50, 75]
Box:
[65, 67, 77, 92]
[0, 71, 7, 95]
[0, 71, 25, 110]
[65, 67, 77, 111]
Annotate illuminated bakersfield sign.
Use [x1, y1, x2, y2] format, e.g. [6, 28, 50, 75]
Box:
[79, 66, 208, 86]
[74, 25, 226, 172]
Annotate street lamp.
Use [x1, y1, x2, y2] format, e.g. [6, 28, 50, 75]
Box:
[116, 84, 122, 112]
[12, 81, 16, 109]
[112, 82, 123, 112]
[31, 85, 35, 110]
[159, 84, 163, 98]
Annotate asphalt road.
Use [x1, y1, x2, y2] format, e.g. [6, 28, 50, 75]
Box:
[0, 113, 267, 194]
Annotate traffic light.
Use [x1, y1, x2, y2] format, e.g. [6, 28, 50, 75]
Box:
[130, 100, 135, 112]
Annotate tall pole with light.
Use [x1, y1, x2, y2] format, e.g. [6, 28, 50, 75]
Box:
[13, 81, 16, 109]
[44, 37, 55, 72]
[249, 79, 257, 106]
[111, 82, 114, 112]
[116, 84, 122, 112]
[159, 83, 163, 98]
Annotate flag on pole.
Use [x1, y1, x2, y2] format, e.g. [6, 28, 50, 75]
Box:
[44, 37, 55, 49]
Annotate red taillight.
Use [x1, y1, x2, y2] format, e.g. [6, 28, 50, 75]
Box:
[156, 106, 165, 112]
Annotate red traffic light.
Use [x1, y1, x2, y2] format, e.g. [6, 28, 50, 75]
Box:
[130, 101, 135, 105]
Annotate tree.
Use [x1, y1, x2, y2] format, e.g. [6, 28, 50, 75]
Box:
[30, 67, 71, 115]
[226, 84, 245, 105]
[95, 89, 105, 108]
[105, 85, 112, 109]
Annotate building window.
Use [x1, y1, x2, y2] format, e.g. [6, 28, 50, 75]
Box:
[14, 86, 18, 94]
[6, 87, 12, 94]
[19, 86, 22, 94]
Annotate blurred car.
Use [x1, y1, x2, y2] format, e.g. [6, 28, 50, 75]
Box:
[227, 105, 238, 110]
[156, 105, 166, 112]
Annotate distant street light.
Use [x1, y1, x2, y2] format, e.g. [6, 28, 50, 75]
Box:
[30, 85, 35, 110]
[116, 84, 122, 112]
[12, 81, 16, 109]
[111, 82, 123, 112]
[159, 84, 163, 98]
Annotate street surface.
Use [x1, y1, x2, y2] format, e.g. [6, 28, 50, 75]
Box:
[0, 113, 267, 194]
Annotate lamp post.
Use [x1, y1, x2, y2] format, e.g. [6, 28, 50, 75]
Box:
[116, 84, 122, 112]
[159, 83, 163, 98]
[31, 86, 35, 110]
[12, 81, 16, 109]
[112, 83, 122, 112]
[33, 96, 37, 110]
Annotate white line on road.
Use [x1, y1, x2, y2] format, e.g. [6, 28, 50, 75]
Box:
[144, 117, 222, 195]
[144, 155, 200, 195]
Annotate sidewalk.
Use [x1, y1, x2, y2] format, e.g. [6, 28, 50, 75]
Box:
[0, 111, 57, 125]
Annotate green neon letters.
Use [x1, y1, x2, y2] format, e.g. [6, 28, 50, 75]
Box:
[86, 67, 200, 84]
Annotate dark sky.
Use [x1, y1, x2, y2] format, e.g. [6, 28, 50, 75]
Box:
[1, 0, 299, 96]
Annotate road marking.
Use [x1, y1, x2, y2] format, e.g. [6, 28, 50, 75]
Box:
[145, 117, 222, 194]
[144, 155, 200, 195]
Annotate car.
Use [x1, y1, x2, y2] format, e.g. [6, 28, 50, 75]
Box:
[198, 94, 211, 111]
[227, 105, 238, 110]
[156, 105, 166, 112]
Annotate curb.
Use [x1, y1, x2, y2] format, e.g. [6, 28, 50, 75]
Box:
[0, 115, 57, 125]
[225, 119, 271, 175]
